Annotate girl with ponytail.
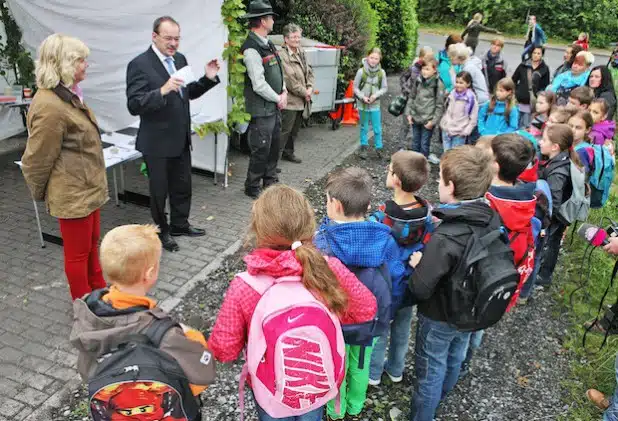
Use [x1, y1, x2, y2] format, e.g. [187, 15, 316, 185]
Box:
[536, 123, 582, 287]
[209, 184, 377, 420]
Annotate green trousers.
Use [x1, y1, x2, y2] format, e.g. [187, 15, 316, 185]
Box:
[326, 340, 376, 419]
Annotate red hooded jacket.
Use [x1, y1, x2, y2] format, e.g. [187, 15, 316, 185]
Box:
[486, 183, 537, 310]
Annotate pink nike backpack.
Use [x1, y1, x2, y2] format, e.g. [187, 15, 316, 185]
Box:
[237, 272, 346, 420]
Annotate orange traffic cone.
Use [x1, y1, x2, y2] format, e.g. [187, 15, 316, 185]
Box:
[341, 80, 359, 126]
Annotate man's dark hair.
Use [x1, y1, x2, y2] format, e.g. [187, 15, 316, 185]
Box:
[248, 17, 263, 29]
[153, 16, 179, 34]
[325, 167, 372, 217]
[491, 134, 535, 183]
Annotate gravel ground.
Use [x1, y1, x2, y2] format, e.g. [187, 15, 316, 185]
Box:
[51, 76, 573, 421]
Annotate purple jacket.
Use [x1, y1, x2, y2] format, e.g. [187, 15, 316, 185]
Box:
[590, 120, 616, 145]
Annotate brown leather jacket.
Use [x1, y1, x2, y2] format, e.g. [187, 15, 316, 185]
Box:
[21, 85, 108, 219]
[280, 44, 315, 111]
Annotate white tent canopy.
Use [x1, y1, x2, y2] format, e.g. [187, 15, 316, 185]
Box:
[5, 0, 228, 134]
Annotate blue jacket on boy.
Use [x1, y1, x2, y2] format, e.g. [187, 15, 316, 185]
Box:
[314, 218, 406, 308]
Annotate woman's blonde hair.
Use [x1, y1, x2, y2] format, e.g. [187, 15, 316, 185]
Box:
[247, 184, 348, 315]
[574, 51, 595, 67]
[448, 42, 471, 62]
[35, 34, 89, 89]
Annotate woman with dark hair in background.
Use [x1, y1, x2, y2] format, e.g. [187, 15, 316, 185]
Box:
[586, 65, 617, 119]
[554, 44, 584, 79]
[512, 46, 551, 128]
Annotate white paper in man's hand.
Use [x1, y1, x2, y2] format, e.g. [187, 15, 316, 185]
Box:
[172, 66, 197, 87]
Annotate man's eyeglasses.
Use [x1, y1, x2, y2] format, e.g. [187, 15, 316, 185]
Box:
[157, 34, 181, 42]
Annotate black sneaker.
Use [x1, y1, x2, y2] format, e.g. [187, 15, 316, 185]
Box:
[282, 153, 302, 163]
[244, 188, 261, 199]
[358, 145, 368, 160]
[376, 148, 383, 159]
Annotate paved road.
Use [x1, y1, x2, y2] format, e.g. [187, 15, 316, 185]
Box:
[418, 31, 610, 78]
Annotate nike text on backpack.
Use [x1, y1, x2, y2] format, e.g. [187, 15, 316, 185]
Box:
[559, 161, 591, 224]
[88, 317, 203, 421]
[589, 144, 616, 208]
[441, 225, 519, 331]
[237, 272, 346, 420]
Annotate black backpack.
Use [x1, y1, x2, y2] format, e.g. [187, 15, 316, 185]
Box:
[88, 317, 202, 421]
[440, 220, 519, 332]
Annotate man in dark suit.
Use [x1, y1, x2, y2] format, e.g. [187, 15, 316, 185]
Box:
[127, 16, 220, 251]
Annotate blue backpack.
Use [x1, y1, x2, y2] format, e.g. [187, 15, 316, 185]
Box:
[368, 202, 434, 310]
[318, 239, 392, 369]
[341, 265, 392, 349]
[588, 143, 615, 208]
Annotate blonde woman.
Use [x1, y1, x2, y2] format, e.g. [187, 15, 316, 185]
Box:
[461, 13, 501, 53]
[21, 34, 108, 300]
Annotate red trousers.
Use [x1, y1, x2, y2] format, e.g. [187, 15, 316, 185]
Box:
[58, 209, 107, 300]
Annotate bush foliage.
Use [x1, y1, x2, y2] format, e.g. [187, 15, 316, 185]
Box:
[418, 0, 618, 48]
[369, 0, 418, 71]
[287, 0, 378, 80]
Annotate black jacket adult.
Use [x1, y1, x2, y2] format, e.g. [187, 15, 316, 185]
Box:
[539, 151, 572, 223]
[408, 201, 499, 323]
[126, 47, 220, 158]
[511, 60, 550, 105]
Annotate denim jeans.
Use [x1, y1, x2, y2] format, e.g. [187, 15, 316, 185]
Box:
[412, 124, 434, 157]
[360, 110, 383, 149]
[604, 353, 618, 421]
[520, 235, 548, 298]
[519, 111, 532, 129]
[537, 220, 568, 285]
[462, 330, 484, 369]
[442, 132, 467, 151]
[410, 314, 472, 421]
[255, 403, 324, 421]
[369, 306, 415, 381]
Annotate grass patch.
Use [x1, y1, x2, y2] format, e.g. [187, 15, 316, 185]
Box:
[558, 197, 618, 420]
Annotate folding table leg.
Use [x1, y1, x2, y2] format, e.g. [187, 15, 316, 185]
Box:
[112, 167, 119, 206]
[214, 133, 218, 185]
[32, 199, 45, 248]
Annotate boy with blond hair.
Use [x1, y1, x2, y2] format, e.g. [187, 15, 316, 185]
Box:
[368, 151, 433, 387]
[70, 224, 215, 420]
[408, 146, 499, 421]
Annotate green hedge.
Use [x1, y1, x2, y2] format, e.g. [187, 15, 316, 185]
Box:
[418, 0, 618, 49]
[288, 0, 378, 80]
[369, 0, 418, 71]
